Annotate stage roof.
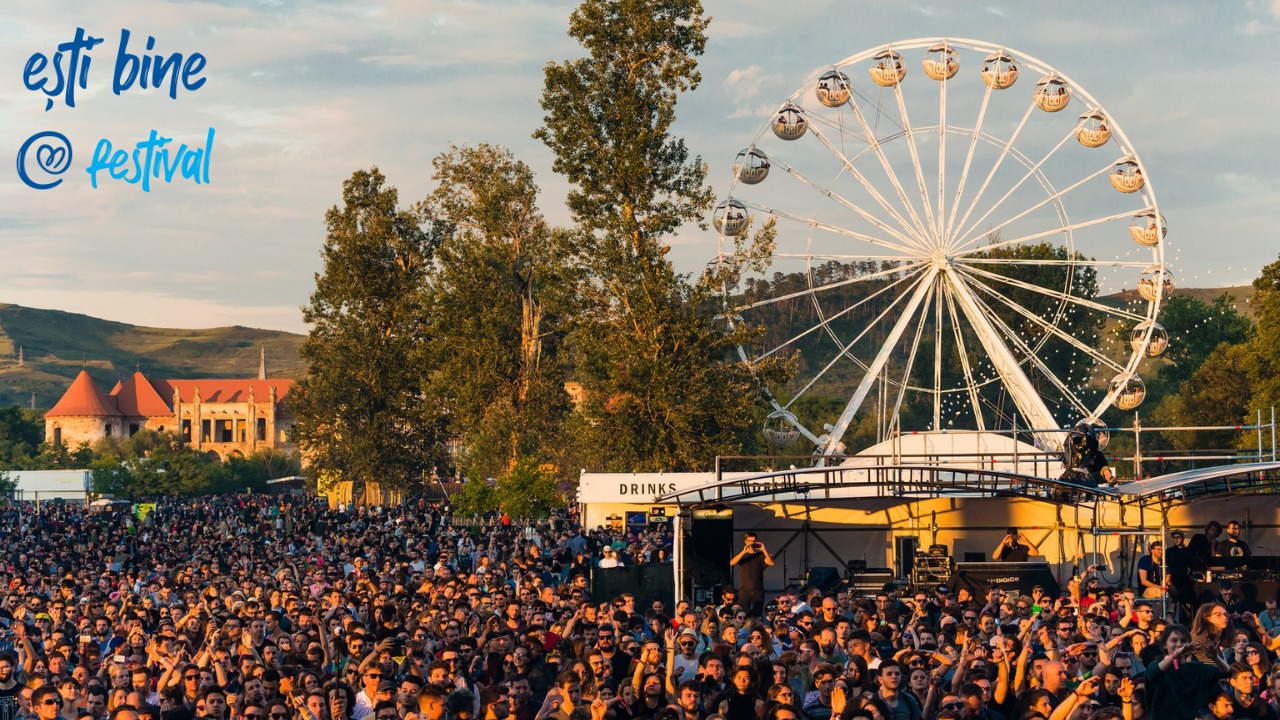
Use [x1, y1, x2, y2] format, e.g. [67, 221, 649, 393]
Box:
[652, 464, 1117, 507]
[651, 461, 1280, 509]
[1115, 461, 1280, 507]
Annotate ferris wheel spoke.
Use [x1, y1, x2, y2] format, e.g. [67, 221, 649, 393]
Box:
[943, 270, 1063, 446]
[774, 157, 927, 249]
[825, 94, 933, 241]
[951, 102, 1037, 245]
[950, 126, 1076, 250]
[740, 200, 922, 256]
[951, 162, 1116, 253]
[958, 268, 1128, 375]
[779, 270, 933, 414]
[941, 283, 986, 431]
[945, 80, 994, 241]
[954, 275, 1093, 418]
[955, 208, 1137, 258]
[774, 252, 918, 262]
[821, 267, 941, 455]
[957, 263, 1149, 323]
[736, 260, 927, 312]
[932, 282, 943, 429]
[803, 122, 930, 247]
[958, 258, 1151, 269]
[936, 64, 950, 242]
[886, 276, 935, 430]
[750, 272, 919, 362]
[889, 73, 939, 240]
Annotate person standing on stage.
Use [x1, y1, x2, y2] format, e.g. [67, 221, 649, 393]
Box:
[993, 527, 1040, 561]
[1218, 520, 1252, 557]
[1190, 521, 1223, 565]
[1167, 529, 1196, 620]
[730, 531, 773, 618]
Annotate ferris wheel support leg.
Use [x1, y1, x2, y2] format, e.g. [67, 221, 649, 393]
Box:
[822, 267, 939, 456]
[944, 271, 1064, 452]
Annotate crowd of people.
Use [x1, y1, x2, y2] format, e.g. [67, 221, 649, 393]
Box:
[0, 497, 1272, 720]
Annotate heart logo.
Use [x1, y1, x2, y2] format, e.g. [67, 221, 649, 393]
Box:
[36, 143, 68, 171]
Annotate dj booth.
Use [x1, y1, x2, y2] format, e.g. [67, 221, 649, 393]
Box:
[1192, 556, 1280, 605]
[953, 561, 1061, 598]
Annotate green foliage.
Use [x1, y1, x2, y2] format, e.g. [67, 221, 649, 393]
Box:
[1142, 293, 1252, 400]
[419, 144, 578, 480]
[492, 458, 562, 519]
[226, 449, 302, 493]
[1248, 255, 1280, 411]
[537, 0, 789, 472]
[0, 406, 42, 468]
[89, 430, 231, 499]
[290, 168, 450, 496]
[1149, 342, 1256, 453]
[0, 470, 14, 497]
[535, 0, 711, 241]
[452, 477, 499, 517]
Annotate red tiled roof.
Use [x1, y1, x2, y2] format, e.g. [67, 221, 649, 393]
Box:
[45, 370, 122, 417]
[151, 379, 293, 409]
[115, 371, 174, 418]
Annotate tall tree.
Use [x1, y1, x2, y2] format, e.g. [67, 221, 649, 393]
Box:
[1248, 255, 1280, 411]
[419, 144, 578, 479]
[290, 169, 448, 497]
[536, 0, 782, 472]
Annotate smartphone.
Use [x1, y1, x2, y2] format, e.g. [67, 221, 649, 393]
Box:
[113, 655, 126, 664]
[80, 634, 92, 643]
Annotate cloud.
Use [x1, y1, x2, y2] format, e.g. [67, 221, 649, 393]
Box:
[723, 65, 785, 119]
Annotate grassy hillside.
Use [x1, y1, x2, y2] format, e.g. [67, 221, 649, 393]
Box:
[0, 304, 306, 410]
[1099, 285, 1255, 318]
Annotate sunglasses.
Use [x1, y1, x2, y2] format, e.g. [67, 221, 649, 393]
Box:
[942, 703, 962, 711]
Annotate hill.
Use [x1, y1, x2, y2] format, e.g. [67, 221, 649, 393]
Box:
[1099, 285, 1256, 318]
[0, 304, 306, 410]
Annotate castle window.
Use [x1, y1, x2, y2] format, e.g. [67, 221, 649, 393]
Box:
[201, 419, 211, 442]
[215, 419, 232, 442]
[105, 423, 112, 437]
[129, 423, 140, 436]
[256, 418, 266, 441]
[53, 427, 62, 445]
[182, 420, 192, 441]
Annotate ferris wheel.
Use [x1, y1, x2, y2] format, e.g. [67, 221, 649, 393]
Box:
[710, 38, 1170, 457]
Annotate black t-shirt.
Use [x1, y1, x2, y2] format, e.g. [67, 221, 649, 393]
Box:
[0, 683, 24, 720]
[1219, 537, 1251, 557]
[995, 542, 1030, 562]
[736, 551, 765, 594]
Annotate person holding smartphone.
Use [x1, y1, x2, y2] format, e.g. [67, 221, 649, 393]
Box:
[730, 532, 773, 618]
[993, 528, 1039, 562]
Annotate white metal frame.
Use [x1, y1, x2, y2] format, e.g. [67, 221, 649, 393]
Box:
[716, 38, 1167, 457]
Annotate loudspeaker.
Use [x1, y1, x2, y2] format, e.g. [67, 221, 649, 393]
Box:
[686, 516, 734, 587]
[895, 536, 919, 579]
[808, 566, 840, 592]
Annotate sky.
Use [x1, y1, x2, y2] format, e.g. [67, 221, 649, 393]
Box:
[1, 0, 1277, 334]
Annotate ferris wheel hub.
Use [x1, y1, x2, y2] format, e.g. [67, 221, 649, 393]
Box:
[928, 247, 951, 270]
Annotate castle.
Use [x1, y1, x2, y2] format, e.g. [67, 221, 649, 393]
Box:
[44, 350, 295, 461]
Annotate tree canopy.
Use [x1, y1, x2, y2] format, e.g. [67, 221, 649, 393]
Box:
[290, 168, 449, 497]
